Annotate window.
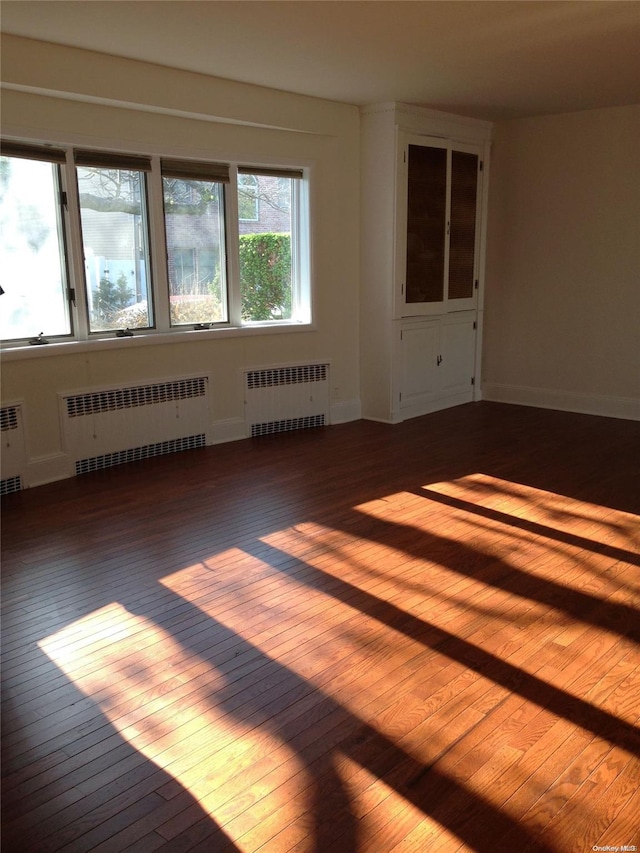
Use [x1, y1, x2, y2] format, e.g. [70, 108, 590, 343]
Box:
[0, 145, 71, 341]
[76, 152, 153, 333]
[1, 140, 310, 347]
[238, 169, 302, 323]
[161, 159, 228, 326]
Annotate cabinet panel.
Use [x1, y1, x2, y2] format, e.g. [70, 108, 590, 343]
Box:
[400, 322, 439, 406]
[440, 314, 477, 396]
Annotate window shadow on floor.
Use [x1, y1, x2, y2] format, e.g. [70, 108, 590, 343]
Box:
[240, 538, 640, 757]
[125, 583, 567, 853]
[1, 663, 245, 853]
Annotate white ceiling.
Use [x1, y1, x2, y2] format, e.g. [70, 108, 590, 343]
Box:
[2, 0, 639, 121]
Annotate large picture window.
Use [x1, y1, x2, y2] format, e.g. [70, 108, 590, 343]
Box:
[1, 141, 310, 347]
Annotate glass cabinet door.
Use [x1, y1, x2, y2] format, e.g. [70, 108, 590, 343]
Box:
[401, 137, 481, 315]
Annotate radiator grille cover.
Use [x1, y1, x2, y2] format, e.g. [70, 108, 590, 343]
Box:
[62, 375, 210, 473]
[0, 475, 23, 496]
[76, 434, 206, 476]
[246, 364, 327, 390]
[1, 407, 19, 432]
[245, 363, 330, 437]
[1, 405, 27, 488]
[251, 414, 325, 437]
[66, 377, 207, 417]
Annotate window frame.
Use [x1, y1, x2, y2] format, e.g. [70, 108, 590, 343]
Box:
[160, 165, 230, 329]
[0, 149, 75, 344]
[0, 139, 312, 352]
[236, 166, 309, 326]
[75, 158, 155, 336]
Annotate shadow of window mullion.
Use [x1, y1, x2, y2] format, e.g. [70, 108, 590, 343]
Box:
[242, 539, 640, 757]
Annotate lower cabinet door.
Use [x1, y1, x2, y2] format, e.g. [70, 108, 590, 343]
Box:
[399, 313, 476, 418]
[440, 313, 477, 398]
[400, 320, 440, 408]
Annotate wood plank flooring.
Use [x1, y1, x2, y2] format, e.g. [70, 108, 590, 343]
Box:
[2, 402, 639, 853]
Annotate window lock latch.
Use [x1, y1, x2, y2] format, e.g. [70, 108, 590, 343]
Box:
[115, 328, 134, 338]
[29, 332, 49, 346]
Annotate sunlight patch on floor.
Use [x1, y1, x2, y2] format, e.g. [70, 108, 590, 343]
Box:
[419, 474, 640, 608]
[422, 473, 640, 553]
[354, 476, 639, 609]
[161, 551, 434, 745]
[336, 756, 457, 851]
[38, 602, 308, 849]
[350, 490, 560, 626]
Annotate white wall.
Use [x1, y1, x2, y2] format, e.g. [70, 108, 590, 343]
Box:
[1, 36, 361, 485]
[483, 105, 640, 420]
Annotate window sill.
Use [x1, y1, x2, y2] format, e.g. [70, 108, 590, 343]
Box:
[1, 321, 315, 361]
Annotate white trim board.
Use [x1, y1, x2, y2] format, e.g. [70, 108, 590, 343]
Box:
[482, 383, 640, 421]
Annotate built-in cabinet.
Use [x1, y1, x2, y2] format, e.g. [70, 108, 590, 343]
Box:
[360, 103, 492, 423]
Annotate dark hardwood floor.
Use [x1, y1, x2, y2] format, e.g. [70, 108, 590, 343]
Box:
[2, 402, 639, 853]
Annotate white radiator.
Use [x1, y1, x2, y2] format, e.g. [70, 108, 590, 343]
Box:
[244, 363, 330, 437]
[60, 376, 211, 475]
[1, 404, 27, 495]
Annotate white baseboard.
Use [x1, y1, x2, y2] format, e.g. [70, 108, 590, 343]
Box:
[482, 383, 640, 421]
[392, 390, 475, 424]
[27, 453, 72, 488]
[330, 398, 362, 424]
[362, 414, 402, 425]
[209, 417, 247, 444]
